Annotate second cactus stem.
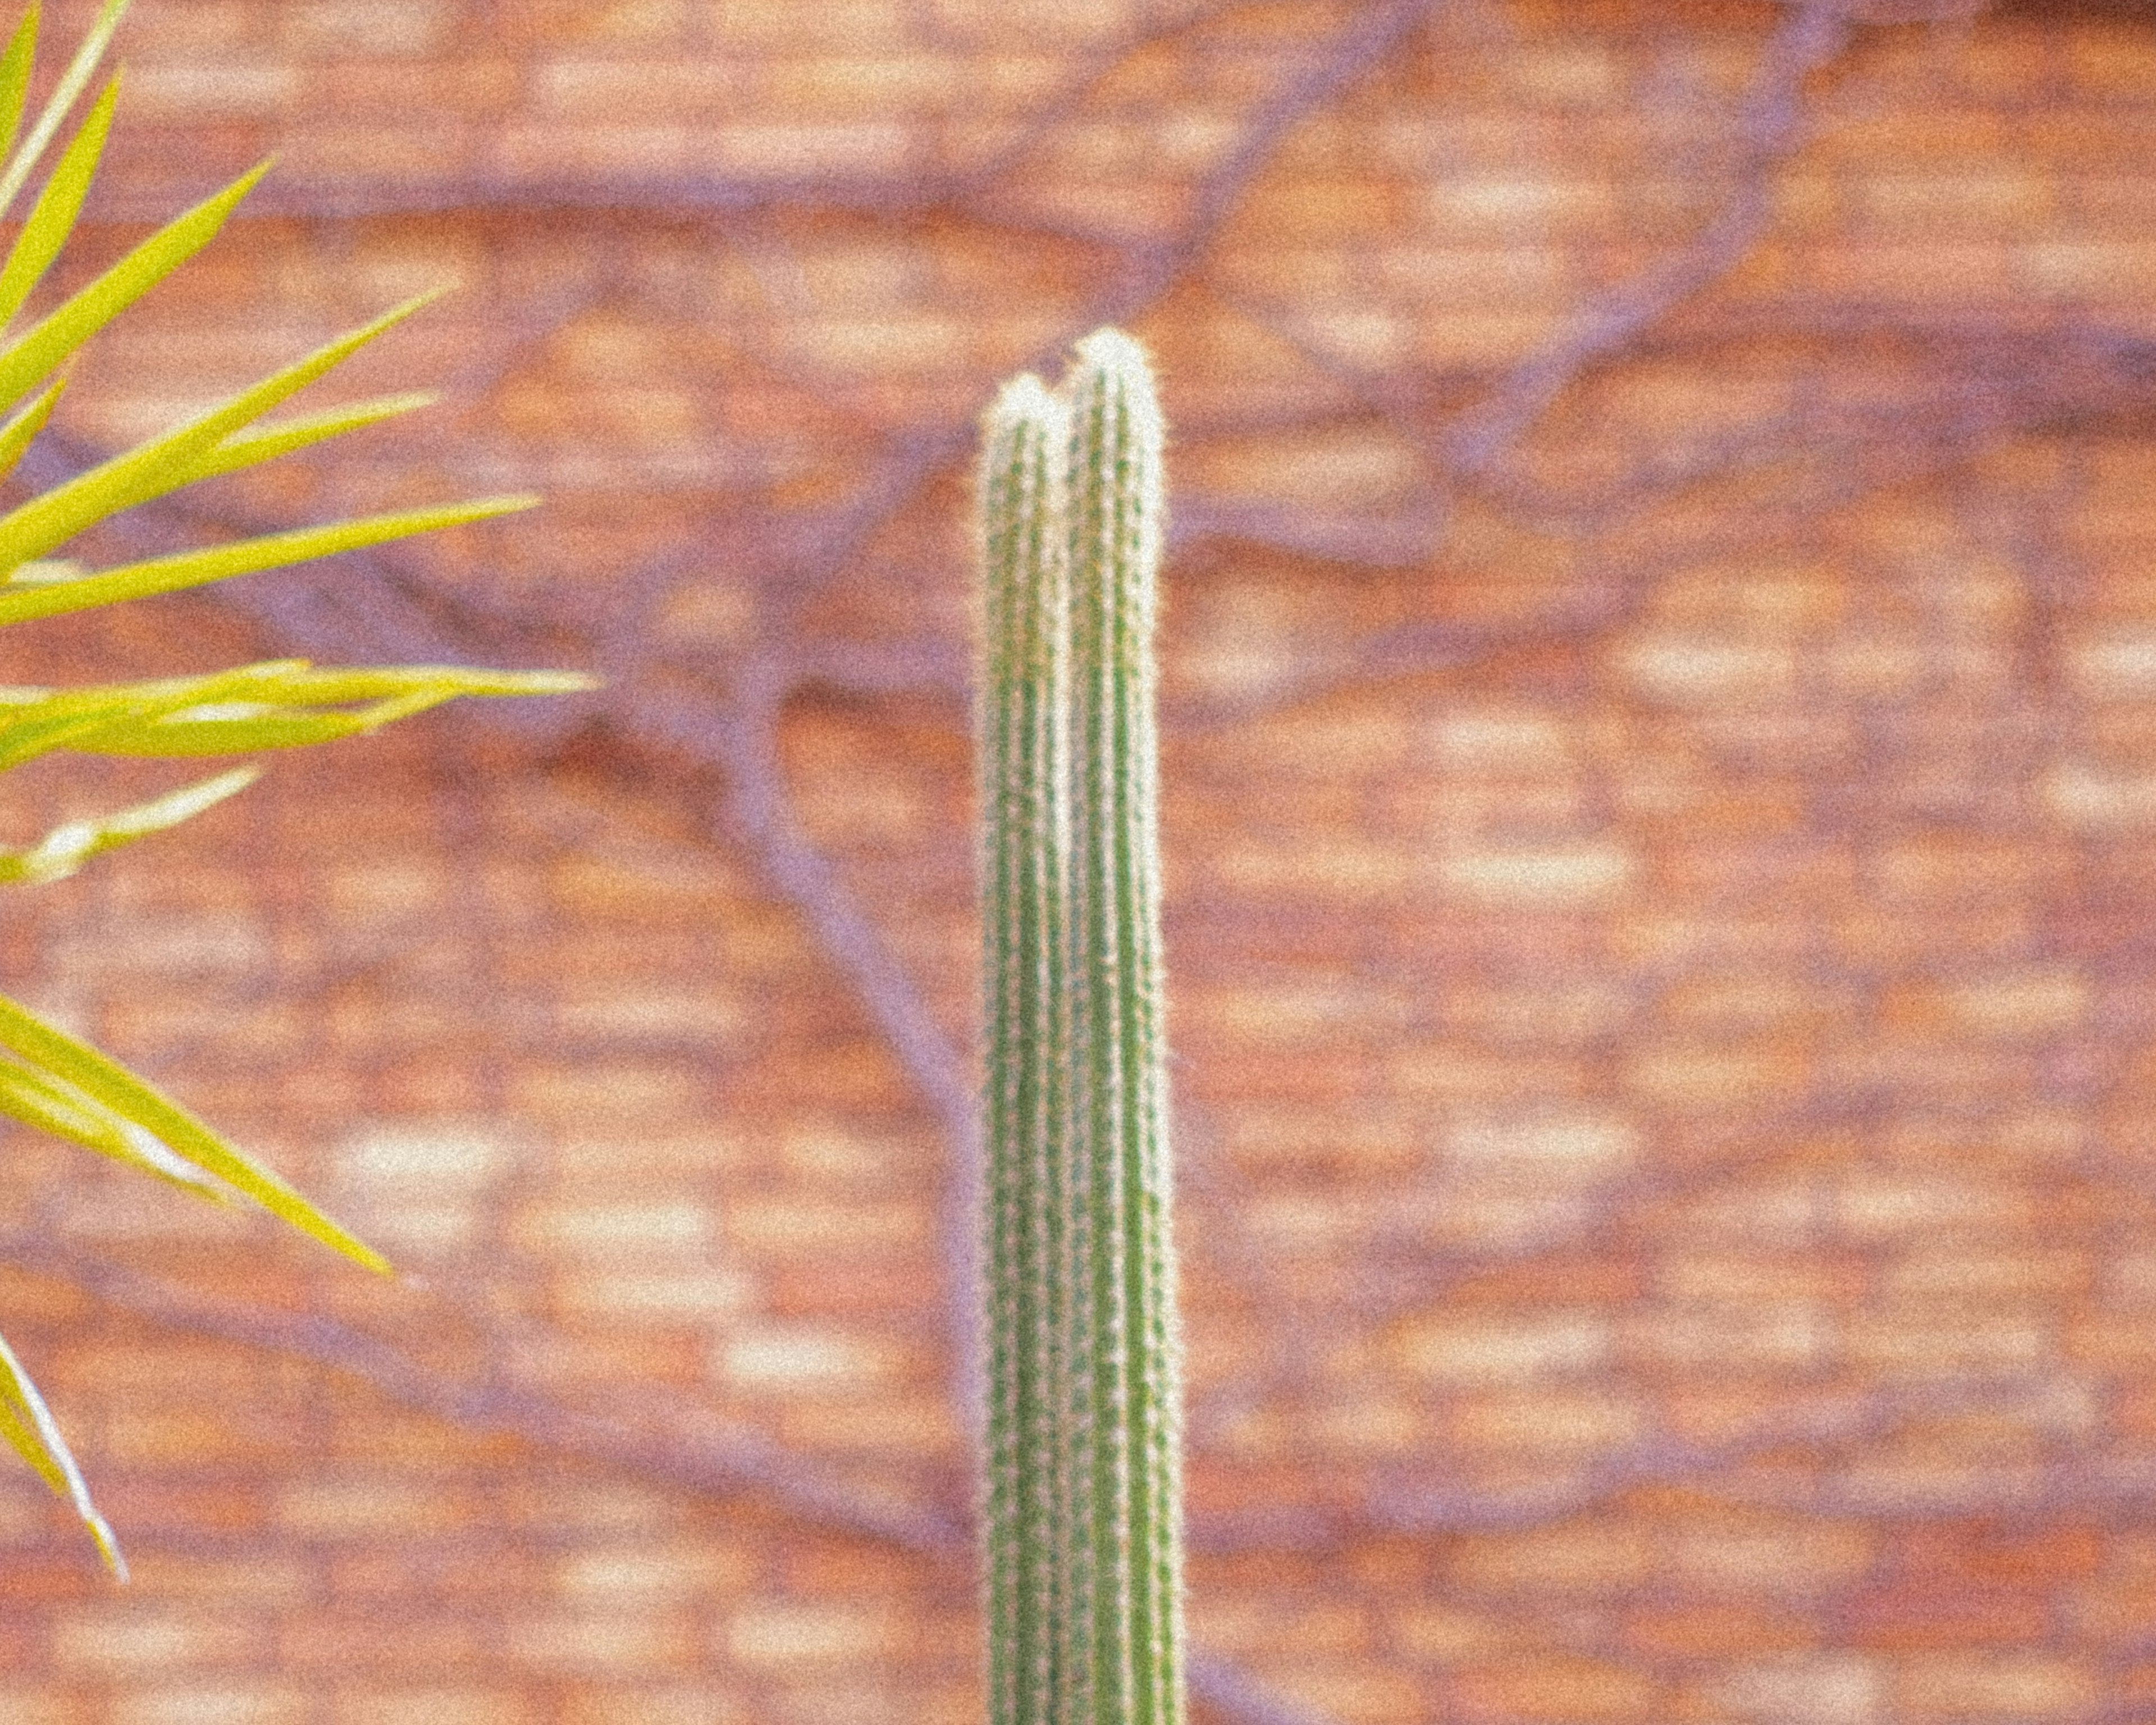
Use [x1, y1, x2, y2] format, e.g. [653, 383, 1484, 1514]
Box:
[978, 329, 1182, 1725]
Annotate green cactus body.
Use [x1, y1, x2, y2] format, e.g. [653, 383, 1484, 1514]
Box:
[977, 332, 1182, 1725]
[980, 369, 1075, 1725]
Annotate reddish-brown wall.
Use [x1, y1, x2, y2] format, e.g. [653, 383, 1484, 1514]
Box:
[2, 1, 2156, 1721]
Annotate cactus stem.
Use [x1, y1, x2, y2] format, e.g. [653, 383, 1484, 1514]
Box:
[978, 332, 1181, 1725]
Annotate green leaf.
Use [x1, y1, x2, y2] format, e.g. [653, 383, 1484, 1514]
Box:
[0, 375, 63, 486]
[0, 660, 592, 766]
[0, 156, 270, 414]
[0, 492, 540, 627]
[0, 7, 40, 174]
[0, 659, 312, 769]
[0, 74, 115, 331]
[0, 0, 127, 219]
[182, 391, 437, 486]
[0, 291, 447, 572]
[0, 991, 391, 1274]
[0, 1057, 222, 1193]
[0, 764, 258, 883]
[0, 1328, 121, 1577]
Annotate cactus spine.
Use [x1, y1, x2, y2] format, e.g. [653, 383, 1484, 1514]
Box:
[977, 331, 1182, 1725]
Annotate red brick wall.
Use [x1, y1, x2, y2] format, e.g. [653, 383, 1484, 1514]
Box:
[2, 1, 2156, 1721]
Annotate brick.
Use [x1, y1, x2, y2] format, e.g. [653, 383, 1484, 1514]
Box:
[536, 57, 741, 120]
[1895, 1655, 2098, 1718]
[725, 1603, 905, 1668]
[1622, 1042, 1809, 1108]
[1459, 1656, 1657, 1722]
[507, 1063, 705, 1121]
[277, 1479, 472, 1540]
[1439, 839, 1634, 907]
[1395, 1312, 1611, 1386]
[51, 1611, 262, 1674]
[288, 2, 457, 54]
[1627, 1604, 1811, 1660]
[1447, 1108, 1638, 1172]
[1849, 1588, 2051, 1651]
[503, 1610, 695, 1674]
[1450, 1390, 1642, 1458]
[1258, 1663, 1424, 1723]
[560, 1691, 744, 1725]
[125, 61, 298, 118]
[712, 122, 919, 176]
[725, 1197, 926, 1253]
[1212, 834, 1418, 900]
[1672, 1521, 1874, 1594]
[1713, 1656, 1883, 1725]
[2066, 25, 2156, 92]
[111, 1692, 308, 1725]
[1891, 970, 2089, 1039]
[764, 54, 962, 115]
[1390, 1604, 1507, 1662]
[1855, 171, 2052, 232]
[718, 1327, 906, 1391]
[556, 1546, 756, 1600]
[1628, 1302, 1833, 1372]
[330, 1695, 533, 1725]
[1620, 634, 1798, 703]
[0, 1694, 84, 1725]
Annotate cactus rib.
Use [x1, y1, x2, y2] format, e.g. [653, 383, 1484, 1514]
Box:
[978, 331, 1181, 1725]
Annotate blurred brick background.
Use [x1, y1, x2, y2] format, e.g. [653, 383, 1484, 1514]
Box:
[3, 0, 2156, 1721]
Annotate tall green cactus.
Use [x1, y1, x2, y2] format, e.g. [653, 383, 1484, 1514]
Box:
[977, 330, 1182, 1725]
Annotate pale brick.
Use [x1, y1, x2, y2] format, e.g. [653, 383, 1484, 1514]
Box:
[1440, 840, 1634, 907]
[514, 1199, 714, 1256]
[503, 1610, 690, 1673]
[112, 1692, 307, 1725]
[1717, 1656, 1883, 1725]
[52, 1613, 259, 1673]
[1620, 635, 1797, 702]
[557, 1546, 755, 1600]
[725, 1603, 903, 1667]
[289, 2, 456, 54]
[719, 1327, 902, 1390]
[331, 1695, 532, 1725]
[1395, 1312, 1611, 1386]
[1446, 1109, 1638, 1172]
[126, 61, 297, 118]
[1897, 1655, 2097, 1718]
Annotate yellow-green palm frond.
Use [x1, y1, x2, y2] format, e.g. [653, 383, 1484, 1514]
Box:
[0, 0, 594, 1564]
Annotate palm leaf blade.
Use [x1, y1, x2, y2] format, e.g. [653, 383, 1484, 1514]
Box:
[0, 7, 40, 172]
[0, 74, 115, 330]
[0, 1329, 122, 1575]
[0, 0, 127, 217]
[0, 292, 446, 571]
[183, 391, 438, 485]
[0, 1058, 223, 1192]
[0, 157, 269, 414]
[0, 765, 258, 883]
[0, 992, 391, 1274]
[0, 494, 539, 627]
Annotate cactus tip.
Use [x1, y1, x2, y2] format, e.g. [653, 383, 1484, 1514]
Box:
[1066, 327, 1164, 448]
[1065, 325, 1155, 396]
[986, 370, 1057, 430]
[1071, 326, 1151, 375]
